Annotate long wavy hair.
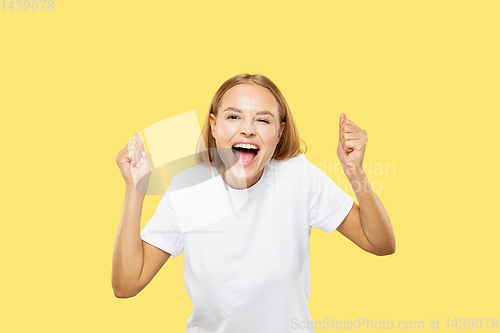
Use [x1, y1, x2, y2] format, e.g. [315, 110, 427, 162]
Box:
[195, 73, 307, 167]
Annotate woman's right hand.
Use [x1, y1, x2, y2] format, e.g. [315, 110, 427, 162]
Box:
[115, 133, 152, 193]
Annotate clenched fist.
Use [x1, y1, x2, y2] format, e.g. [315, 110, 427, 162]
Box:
[337, 113, 367, 178]
[115, 133, 152, 193]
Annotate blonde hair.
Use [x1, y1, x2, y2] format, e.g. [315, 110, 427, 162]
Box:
[195, 73, 307, 167]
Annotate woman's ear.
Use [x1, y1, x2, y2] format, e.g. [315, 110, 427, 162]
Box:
[277, 121, 285, 143]
[209, 113, 217, 140]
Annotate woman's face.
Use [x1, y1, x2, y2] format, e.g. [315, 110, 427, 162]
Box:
[210, 83, 285, 189]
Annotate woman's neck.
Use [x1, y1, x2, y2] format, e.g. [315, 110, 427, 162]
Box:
[216, 164, 264, 190]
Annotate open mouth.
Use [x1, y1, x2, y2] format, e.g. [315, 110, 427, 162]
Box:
[231, 145, 260, 164]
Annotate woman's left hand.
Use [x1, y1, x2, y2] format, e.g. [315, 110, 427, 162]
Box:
[337, 113, 368, 178]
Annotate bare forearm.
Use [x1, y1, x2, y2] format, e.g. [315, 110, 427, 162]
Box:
[112, 185, 146, 296]
[348, 167, 395, 255]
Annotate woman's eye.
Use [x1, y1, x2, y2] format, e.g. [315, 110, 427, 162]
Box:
[226, 115, 269, 123]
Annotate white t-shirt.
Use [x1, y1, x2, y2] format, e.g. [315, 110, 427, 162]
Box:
[140, 153, 354, 333]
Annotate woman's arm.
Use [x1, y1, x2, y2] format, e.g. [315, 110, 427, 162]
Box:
[112, 134, 171, 298]
[112, 186, 172, 297]
[335, 113, 395, 256]
[336, 168, 395, 256]
[112, 187, 148, 297]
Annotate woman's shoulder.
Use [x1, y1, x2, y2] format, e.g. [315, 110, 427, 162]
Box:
[269, 153, 311, 176]
[271, 153, 325, 178]
[278, 153, 319, 167]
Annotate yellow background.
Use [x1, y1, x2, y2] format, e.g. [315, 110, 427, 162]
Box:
[1, 0, 498, 332]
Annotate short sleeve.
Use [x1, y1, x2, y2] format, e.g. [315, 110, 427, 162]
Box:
[307, 160, 355, 233]
[140, 186, 185, 258]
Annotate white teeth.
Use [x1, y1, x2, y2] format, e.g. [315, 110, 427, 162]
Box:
[232, 143, 259, 150]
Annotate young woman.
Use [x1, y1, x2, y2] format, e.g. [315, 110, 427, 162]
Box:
[112, 73, 395, 333]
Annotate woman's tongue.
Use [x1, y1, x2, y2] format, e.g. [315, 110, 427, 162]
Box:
[234, 148, 256, 162]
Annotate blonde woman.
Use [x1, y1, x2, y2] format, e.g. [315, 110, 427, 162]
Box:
[112, 73, 395, 332]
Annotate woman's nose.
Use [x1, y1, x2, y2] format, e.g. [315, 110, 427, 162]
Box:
[239, 119, 256, 135]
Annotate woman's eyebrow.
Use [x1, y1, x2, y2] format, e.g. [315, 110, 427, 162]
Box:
[223, 107, 274, 117]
